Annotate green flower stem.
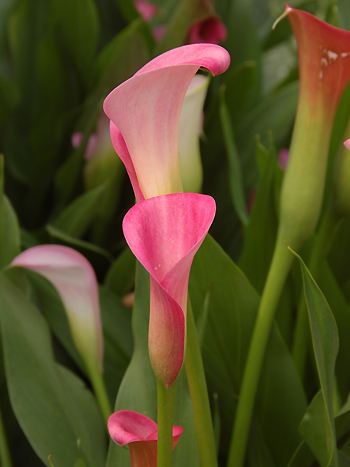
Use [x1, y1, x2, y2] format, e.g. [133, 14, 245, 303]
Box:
[185, 301, 218, 467]
[0, 408, 12, 467]
[227, 235, 293, 467]
[157, 381, 175, 467]
[88, 363, 111, 423]
[292, 208, 341, 378]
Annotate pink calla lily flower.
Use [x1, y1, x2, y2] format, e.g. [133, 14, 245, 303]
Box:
[122, 193, 216, 386]
[12, 245, 103, 373]
[278, 6, 350, 247]
[108, 410, 183, 467]
[344, 139, 350, 150]
[188, 16, 227, 45]
[104, 43, 230, 200]
[134, 0, 157, 22]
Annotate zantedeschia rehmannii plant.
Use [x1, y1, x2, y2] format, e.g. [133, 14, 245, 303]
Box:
[122, 193, 216, 386]
[108, 410, 183, 467]
[103, 43, 230, 200]
[229, 8, 350, 467]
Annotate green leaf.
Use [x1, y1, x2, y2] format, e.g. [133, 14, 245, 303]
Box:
[53, 0, 99, 78]
[226, 0, 261, 66]
[52, 183, 110, 238]
[0, 271, 106, 467]
[156, 0, 209, 53]
[237, 82, 298, 182]
[106, 263, 200, 467]
[190, 235, 306, 465]
[239, 141, 281, 292]
[337, 0, 350, 29]
[46, 225, 112, 261]
[293, 250, 339, 467]
[93, 19, 150, 100]
[223, 61, 259, 127]
[99, 286, 132, 400]
[219, 93, 248, 225]
[54, 20, 150, 205]
[105, 248, 136, 297]
[0, 156, 20, 268]
[318, 264, 350, 401]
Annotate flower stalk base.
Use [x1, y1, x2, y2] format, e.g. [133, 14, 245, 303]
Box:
[227, 235, 293, 467]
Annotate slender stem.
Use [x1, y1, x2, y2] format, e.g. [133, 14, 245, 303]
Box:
[292, 209, 341, 378]
[185, 301, 218, 467]
[88, 363, 111, 423]
[227, 235, 293, 467]
[157, 381, 175, 467]
[0, 408, 12, 467]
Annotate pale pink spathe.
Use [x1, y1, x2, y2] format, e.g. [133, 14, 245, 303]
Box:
[108, 410, 183, 467]
[104, 44, 230, 200]
[12, 245, 103, 372]
[344, 139, 350, 150]
[122, 193, 216, 386]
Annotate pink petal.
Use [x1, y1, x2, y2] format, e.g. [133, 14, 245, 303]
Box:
[71, 131, 98, 161]
[104, 44, 230, 199]
[108, 410, 183, 444]
[12, 245, 103, 372]
[122, 193, 216, 385]
[344, 139, 350, 150]
[71, 132, 83, 149]
[278, 148, 289, 170]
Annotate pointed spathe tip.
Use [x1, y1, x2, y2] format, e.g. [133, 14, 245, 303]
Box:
[272, 4, 292, 30]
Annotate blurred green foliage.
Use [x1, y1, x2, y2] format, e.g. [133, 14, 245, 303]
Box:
[1, 0, 350, 466]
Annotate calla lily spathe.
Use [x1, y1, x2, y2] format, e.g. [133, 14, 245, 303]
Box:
[108, 410, 183, 467]
[103, 43, 230, 200]
[278, 6, 350, 248]
[12, 245, 103, 373]
[188, 16, 227, 45]
[123, 193, 216, 386]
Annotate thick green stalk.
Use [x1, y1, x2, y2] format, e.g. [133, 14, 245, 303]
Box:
[227, 235, 293, 467]
[157, 381, 175, 467]
[88, 363, 111, 423]
[292, 209, 341, 378]
[0, 408, 12, 467]
[185, 301, 218, 467]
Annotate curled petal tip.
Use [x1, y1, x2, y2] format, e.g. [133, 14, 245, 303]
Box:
[136, 43, 230, 77]
[108, 410, 183, 446]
